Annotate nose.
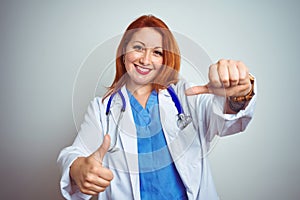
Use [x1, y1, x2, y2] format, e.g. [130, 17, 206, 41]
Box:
[139, 49, 152, 65]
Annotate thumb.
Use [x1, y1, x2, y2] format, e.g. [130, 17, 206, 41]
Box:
[185, 84, 210, 96]
[93, 134, 111, 163]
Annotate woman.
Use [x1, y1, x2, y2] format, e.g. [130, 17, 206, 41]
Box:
[58, 15, 256, 200]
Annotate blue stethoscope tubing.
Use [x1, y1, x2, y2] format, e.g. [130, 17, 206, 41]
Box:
[105, 86, 192, 152]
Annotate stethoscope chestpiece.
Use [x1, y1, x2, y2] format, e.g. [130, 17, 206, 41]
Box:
[177, 113, 192, 130]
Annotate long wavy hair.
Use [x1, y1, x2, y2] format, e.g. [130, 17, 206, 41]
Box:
[103, 15, 181, 100]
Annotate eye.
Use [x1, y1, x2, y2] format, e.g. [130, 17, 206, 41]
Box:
[153, 50, 163, 57]
[133, 45, 143, 52]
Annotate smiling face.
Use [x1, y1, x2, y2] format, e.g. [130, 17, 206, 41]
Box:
[124, 28, 163, 91]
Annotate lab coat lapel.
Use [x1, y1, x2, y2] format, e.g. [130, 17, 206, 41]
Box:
[158, 89, 180, 143]
[110, 86, 140, 200]
[158, 88, 202, 199]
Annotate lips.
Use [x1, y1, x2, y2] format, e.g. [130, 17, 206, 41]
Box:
[134, 64, 151, 75]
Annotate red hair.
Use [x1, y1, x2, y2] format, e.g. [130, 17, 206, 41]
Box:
[103, 15, 181, 100]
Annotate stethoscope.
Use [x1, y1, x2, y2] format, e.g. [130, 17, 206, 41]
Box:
[105, 86, 192, 152]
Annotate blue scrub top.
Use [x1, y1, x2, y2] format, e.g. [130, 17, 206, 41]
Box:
[127, 90, 188, 200]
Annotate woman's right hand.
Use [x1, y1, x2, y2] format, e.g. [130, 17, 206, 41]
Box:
[70, 134, 114, 195]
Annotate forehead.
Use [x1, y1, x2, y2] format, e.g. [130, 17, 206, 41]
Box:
[129, 28, 162, 47]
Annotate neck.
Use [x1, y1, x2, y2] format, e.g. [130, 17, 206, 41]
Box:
[126, 83, 153, 108]
[126, 82, 152, 96]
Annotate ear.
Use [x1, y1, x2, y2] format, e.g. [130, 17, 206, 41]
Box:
[122, 54, 126, 64]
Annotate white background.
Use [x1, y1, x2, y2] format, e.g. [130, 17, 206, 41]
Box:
[0, 0, 299, 199]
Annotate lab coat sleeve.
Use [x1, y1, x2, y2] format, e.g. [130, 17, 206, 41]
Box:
[199, 76, 257, 139]
[57, 97, 105, 200]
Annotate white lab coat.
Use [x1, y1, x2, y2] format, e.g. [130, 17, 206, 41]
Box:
[57, 79, 257, 200]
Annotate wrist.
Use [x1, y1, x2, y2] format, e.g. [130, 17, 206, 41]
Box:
[229, 74, 255, 102]
[227, 99, 247, 113]
[227, 74, 255, 113]
[70, 157, 84, 183]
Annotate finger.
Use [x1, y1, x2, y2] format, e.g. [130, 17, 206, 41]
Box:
[236, 61, 249, 85]
[227, 61, 239, 86]
[80, 181, 106, 195]
[88, 176, 112, 189]
[79, 187, 99, 196]
[185, 85, 210, 96]
[209, 64, 222, 88]
[212, 84, 249, 97]
[84, 170, 112, 187]
[93, 134, 111, 163]
[217, 60, 230, 88]
[98, 167, 114, 181]
[98, 134, 111, 161]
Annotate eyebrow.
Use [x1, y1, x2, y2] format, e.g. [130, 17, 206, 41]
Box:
[131, 41, 163, 49]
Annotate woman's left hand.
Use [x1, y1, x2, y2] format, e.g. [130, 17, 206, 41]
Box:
[185, 59, 252, 97]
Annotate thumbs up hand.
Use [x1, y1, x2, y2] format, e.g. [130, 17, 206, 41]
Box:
[185, 59, 252, 98]
[70, 134, 114, 195]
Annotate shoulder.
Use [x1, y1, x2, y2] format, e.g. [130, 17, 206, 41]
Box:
[83, 96, 107, 120]
[90, 96, 104, 109]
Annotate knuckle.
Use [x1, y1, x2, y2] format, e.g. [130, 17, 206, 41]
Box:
[85, 173, 93, 182]
[240, 73, 249, 81]
[236, 60, 242, 65]
[221, 78, 229, 83]
[209, 64, 217, 71]
[222, 80, 230, 87]
[236, 60, 246, 68]
[211, 79, 221, 87]
[86, 156, 95, 165]
[231, 80, 239, 86]
[102, 181, 110, 188]
[228, 59, 235, 65]
[230, 76, 239, 83]
[90, 165, 98, 172]
[211, 78, 218, 84]
[218, 59, 227, 65]
[237, 61, 248, 71]
[108, 171, 114, 180]
[82, 181, 90, 189]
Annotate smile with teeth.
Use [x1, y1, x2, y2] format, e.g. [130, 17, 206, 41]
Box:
[134, 64, 152, 75]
